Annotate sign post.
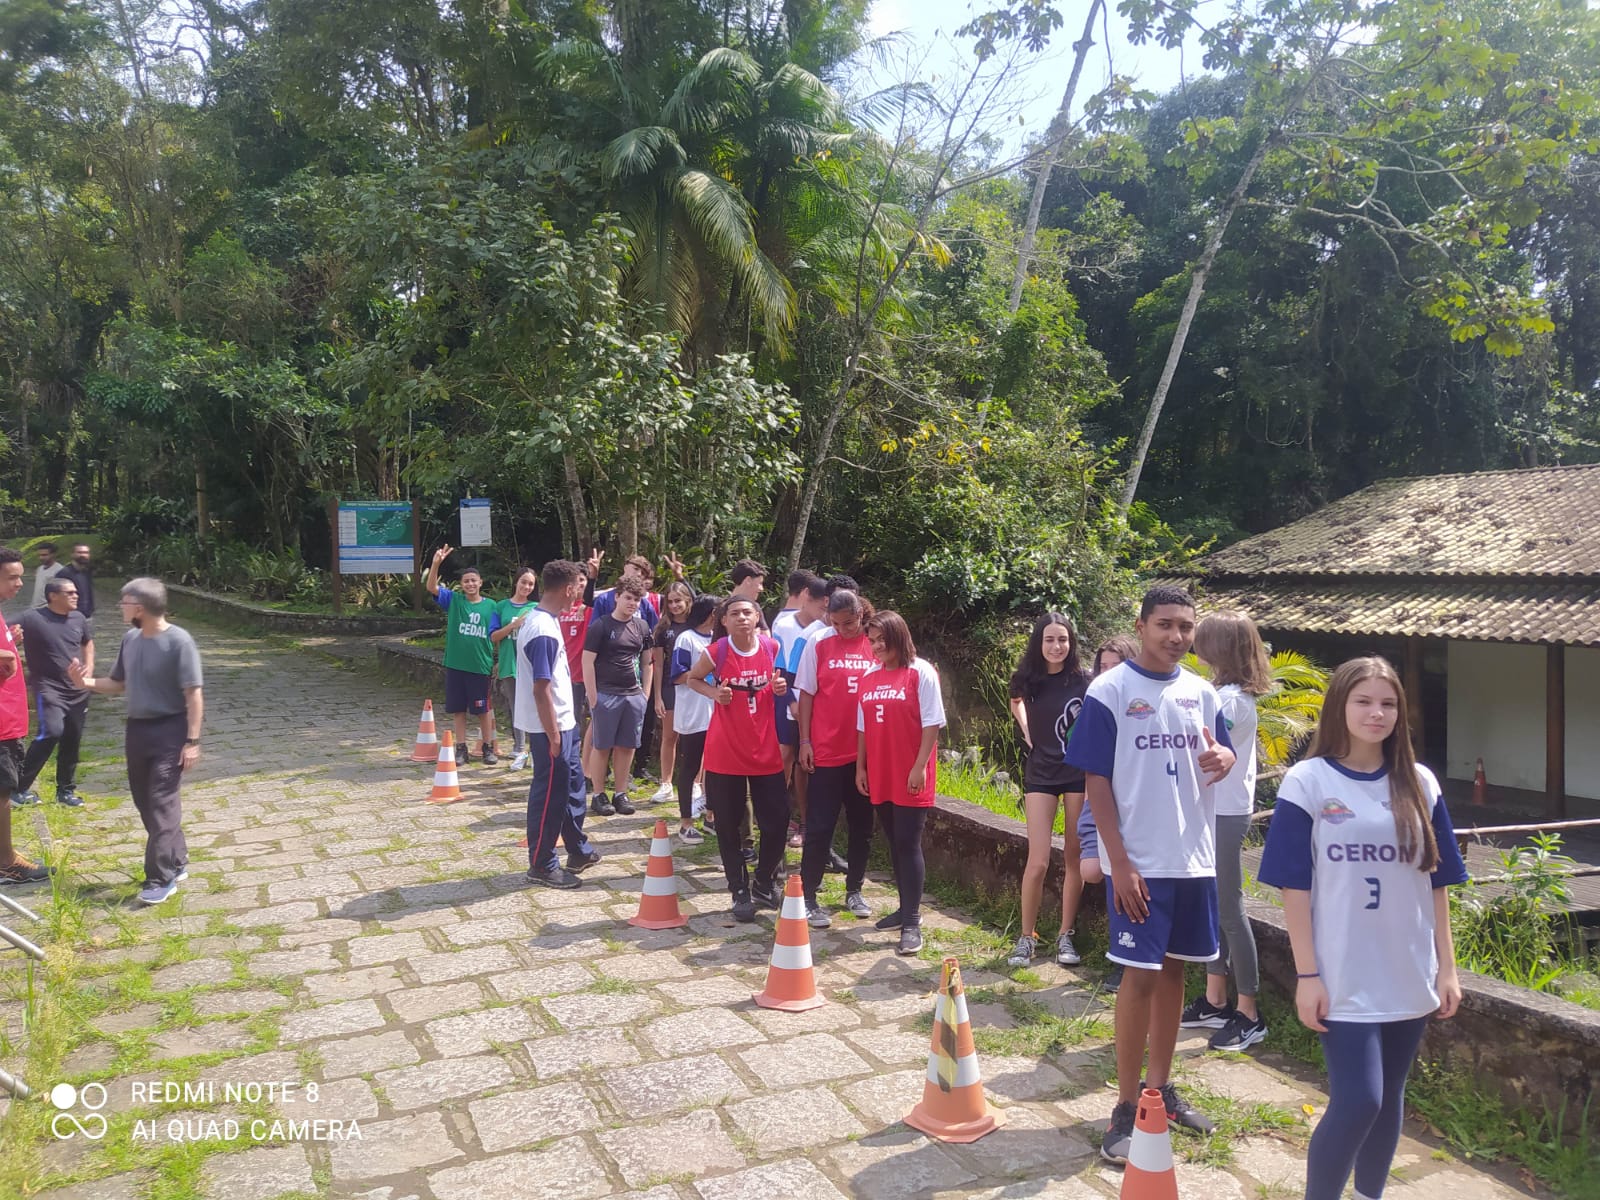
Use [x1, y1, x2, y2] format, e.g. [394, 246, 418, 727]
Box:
[459, 498, 492, 548]
[336, 502, 416, 614]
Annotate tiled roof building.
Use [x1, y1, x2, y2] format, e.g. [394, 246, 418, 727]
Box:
[1175, 464, 1600, 814]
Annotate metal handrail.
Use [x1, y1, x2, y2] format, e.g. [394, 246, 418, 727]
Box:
[0, 891, 42, 1096]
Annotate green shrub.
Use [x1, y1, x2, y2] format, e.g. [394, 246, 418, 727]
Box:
[1451, 832, 1578, 993]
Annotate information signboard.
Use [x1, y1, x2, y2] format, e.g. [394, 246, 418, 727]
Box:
[459, 498, 492, 548]
[336, 501, 415, 575]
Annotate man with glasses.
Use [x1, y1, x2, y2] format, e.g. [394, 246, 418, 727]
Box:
[70, 578, 202, 904]
[11, 577, 94, 808]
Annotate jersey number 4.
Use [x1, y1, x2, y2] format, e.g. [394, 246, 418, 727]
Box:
[1364, 877, 1381, 910]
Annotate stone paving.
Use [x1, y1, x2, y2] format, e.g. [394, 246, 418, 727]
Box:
[0, 619, 1538, 1199]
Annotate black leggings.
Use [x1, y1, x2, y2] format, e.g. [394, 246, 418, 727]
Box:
[877, 803, 928, 925]
[705, 771, 787, 893]
[674, 730, 707, 820]
[801, 763, 873, 898]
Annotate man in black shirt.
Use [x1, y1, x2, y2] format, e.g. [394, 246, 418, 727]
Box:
[56, 542, 96, 623]
[580, 576, 653, 816]
[14, 577, 93, 807]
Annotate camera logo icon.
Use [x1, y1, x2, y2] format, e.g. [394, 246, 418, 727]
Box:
[50, 1082, 108, 1140]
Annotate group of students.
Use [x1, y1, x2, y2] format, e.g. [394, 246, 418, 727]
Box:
[430, 551, 1472, 1196]
[1022, 585, 1468, 1200]
[428, 550, 949, 956]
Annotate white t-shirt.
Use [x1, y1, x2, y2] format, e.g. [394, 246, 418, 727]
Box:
[1062, 660, 1231, 878]
[514, 608, 575, 735]
[1259, 758, 1468, 1022]
[669, 628, 714, 736]
[771, 609, 823, 675]
[1213, 683, 1259, 818]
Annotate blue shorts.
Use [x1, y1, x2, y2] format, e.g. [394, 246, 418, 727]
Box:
[774, 674, 799, 746]
[1074, 805, 1099, 864]
[444, 667, 492, 715]
[1106, 876, 1219, 971]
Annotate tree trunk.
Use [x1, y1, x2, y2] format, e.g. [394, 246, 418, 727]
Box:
[618, 501, 639, 559]
[785, 354, 858, 573]
[195, 460, 209, 543]
[1007, 0, 1102, 312]
[562, 451, 591, 556]
[1118, 134, 1272, 513]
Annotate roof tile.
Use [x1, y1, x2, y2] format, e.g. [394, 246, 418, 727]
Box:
[1202, 464, 1600, 579]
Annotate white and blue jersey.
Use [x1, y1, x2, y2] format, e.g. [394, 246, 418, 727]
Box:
[1259, 758, 1468, 1022]
[669, 628, 715, 736]
[1062, 660, 1232, 879]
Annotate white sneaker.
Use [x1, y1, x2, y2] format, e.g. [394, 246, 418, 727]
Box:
[651, 782, 674, 805]
[691, 784, 706, 817]
[510, 751, 530, 770]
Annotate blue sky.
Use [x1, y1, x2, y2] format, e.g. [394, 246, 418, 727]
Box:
[869, 0, 1207, 148]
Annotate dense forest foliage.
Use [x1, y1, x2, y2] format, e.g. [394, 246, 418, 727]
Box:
[2, 0, 1596, 641]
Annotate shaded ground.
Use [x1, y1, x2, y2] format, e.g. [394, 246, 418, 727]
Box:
[0, 617, 1536, 1199]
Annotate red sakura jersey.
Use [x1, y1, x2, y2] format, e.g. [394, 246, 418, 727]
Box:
[795, 629, 876, 768]
[704, 635, 783, 776]
[557, 602, 592, 683]
[857, 659, 946, 808]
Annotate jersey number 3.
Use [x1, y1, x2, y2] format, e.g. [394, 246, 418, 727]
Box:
[1363, 877, 1381, 910]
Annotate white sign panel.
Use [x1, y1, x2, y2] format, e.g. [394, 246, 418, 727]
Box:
[459, 498, 492, 547]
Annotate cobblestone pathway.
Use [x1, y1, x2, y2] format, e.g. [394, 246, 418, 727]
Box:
[0, 620, 1535, 1199]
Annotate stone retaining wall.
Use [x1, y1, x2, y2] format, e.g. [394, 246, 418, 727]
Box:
[921, 794, 1600, 1140]
[167, 583, 428, 636]
[345, 642, 1600, 1138]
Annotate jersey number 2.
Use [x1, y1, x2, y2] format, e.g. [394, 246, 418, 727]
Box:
[1363, 877, 1381, 910]
[873, 704, 885, 724]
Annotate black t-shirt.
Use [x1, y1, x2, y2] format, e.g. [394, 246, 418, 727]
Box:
[56, 563, 95, 619]
[1010, 668, 1088, 792]
[583, 612, 651, 695]
[20, 608, 91, 697]
[651, 620, 691, 692]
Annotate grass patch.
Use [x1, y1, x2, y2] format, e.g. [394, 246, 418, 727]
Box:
[584, 976, 640, 996]
[970, 994, 1112, 1058]
[936, 762, 1062, 831]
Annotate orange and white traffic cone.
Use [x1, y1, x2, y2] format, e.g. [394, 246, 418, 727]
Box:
[904, 956, 1004, 1143]
[426, 732, 462, 804]
[752, 874, 826, 1012]
[1119, 1087, 1178, 1199]
[628, 819, 689, 929]
[409, 699, 440, 762]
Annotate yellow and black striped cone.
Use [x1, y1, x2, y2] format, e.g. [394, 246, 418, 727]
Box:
[904, 956, 1004, 1142]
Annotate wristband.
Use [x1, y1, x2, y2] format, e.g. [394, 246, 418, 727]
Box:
[1296, 972, 1320, 979]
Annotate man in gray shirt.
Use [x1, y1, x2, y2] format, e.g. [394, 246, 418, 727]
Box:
[70, 577, 203, 904]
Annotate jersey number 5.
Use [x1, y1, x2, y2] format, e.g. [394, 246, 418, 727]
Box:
[1363, 877, 1381, 910]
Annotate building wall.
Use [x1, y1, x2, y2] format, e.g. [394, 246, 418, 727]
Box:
[1568, 646, 1600, 803]
[1447, 641, 1547, 793]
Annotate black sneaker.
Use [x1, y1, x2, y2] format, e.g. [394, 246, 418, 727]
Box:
[526, 866, 581, 890]
[611, 794, 637, 816]
[56, 788, 84, 808]
[1100, 1100, 1136, 1164]
[1180, 996, 1233, 1029]
[1103, 963, 1124, 994]
[10, 789, 40, 807]
[825, 848, 848, 873]
[731, 889, 757, 922]
[897, 924, 923, 956]
[1158, 1080, 1215, 1136]
[805, 898, 831, 929]
[750, 878, 781, 910]
[591, 794, 616, 817]
[565, 849, 602, 873]
[874, 910, 903, 931]
[1209, 1011, 1268, 1052]
[481, 744, 499, 766]
[0, 856, 52, 885]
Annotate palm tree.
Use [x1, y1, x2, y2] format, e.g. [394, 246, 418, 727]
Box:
[1182, 649, 1329, 770]
[540, 41, 801, 352]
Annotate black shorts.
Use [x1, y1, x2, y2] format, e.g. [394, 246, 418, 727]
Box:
[444, 667, 492, 715]
[1022, 772, 1086, 797]
[0, 738, 23, 794]
[661, 681, 677, 713]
